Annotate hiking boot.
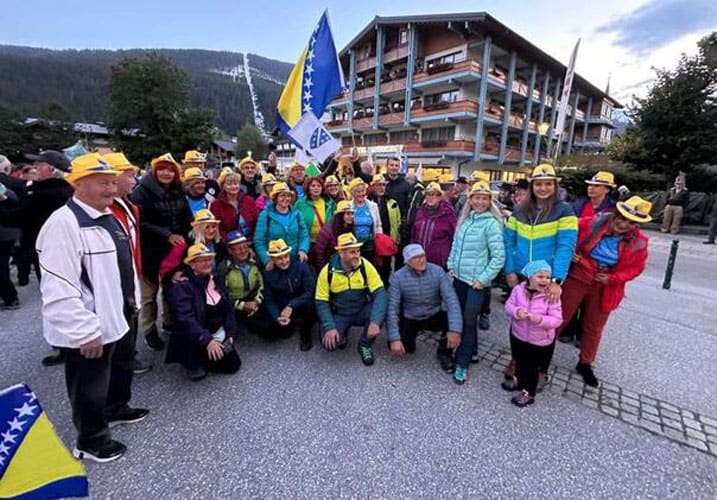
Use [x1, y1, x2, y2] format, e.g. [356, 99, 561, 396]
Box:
[576, 362, 599, 387]
[73, 440, 126, 463]
[131, 358, 152, 375]
[41, 350, 64, 367]
[453, 366, 468, 385]
[478, 314, 490, 330]
[504, 358, 515, 380]
[703, 240, 715, 245]
[106, 407, 150, 428]
[1, 299, 20, 310]
[501, 376, 519, 392]
[186, 366, 208, 381]
[299, 331, 313, 352]
[536, 372, 548, 393]
[438, 353, 456, 374]
[358, 345, 374, 366]
[144, 328, 165, 351]
[511, 390, 535, 407]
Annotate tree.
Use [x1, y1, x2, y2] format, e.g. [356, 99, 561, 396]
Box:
[235, 124, 267, 160]
[108, 52, 215, 162]
[609, 33, 717, 183]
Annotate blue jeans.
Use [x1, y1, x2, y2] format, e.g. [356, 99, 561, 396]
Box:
[322, 302, 375, 350]
[453, 279, 488, 369]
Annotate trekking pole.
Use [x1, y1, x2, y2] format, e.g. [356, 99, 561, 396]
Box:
[662, 239, 679, 290]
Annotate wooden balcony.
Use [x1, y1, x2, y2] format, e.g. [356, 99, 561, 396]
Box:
[378, 113, 404, 127]
[353, 117, 373, 130]
[411, 99, 479, 120]
[403, 139, 476, 153]
[384, 44, 409, 64]
[380, 77, 407, 94]
[326, 119, 348, 130]
[413, 60, 482, 84]
[356, 57, 376, 73]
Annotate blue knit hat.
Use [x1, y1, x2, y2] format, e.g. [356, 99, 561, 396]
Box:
[521, 260, 552, 278]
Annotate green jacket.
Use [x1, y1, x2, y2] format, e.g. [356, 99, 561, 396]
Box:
[218, 256, 264, 310]
[294, 195, 336, 242]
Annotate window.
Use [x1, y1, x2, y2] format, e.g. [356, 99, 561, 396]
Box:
[427, 51, 465, 68]
[424, 90, 460, 105]
[422, 126, 455, 141]
[399, 30, 408, 45]
[364, 133, 387, 145]
[391, 130, 418, 143]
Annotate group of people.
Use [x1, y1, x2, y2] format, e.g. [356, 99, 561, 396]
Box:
[0, 147, 654, 464]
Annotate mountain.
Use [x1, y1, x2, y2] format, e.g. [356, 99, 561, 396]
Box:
[0, 45, 293, 135]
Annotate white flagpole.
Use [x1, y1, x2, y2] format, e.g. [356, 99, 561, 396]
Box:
[552, 39, 580, 164]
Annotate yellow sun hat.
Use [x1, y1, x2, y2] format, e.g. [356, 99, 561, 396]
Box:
[267, 238, 292, 258]
[184, 243, 215, 264]
[371, 174, 387, 185]
[238, 152, 257, 169]
[334, 232, 363, 250]
[325, 175, 340, 186]
[217, 167, 240, 188]
[261, 173, 278, 185]
[102, 152, 139, 173]
[424, 182, 443, 194]
[66, 153, 120, 183]
[585, 171, 616, 188]
[270, 182, 296, 203]
[183, 150, 207, 164]
[347, 177, 367, 193]
[182, 167, 207, 183]
[529, 163, 561, 181]
[469, 181, 493, 196]
[616, 196, 653, 223]
[335, 200, 355, 214]
[151, 153, 181, 172]
[191, 209, 220, 227]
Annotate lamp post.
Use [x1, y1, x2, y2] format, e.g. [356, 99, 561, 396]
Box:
[537, 122, 550, 164]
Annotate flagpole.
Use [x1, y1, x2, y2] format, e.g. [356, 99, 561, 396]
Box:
[551, 38, 580, 166]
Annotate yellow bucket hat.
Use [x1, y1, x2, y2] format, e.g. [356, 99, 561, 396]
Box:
[184, 243, 215, 264]
[261, 173, 278, 185]
[585, 171, 616, 188]
[529, 163, 560, 182]
[335, 200, 355, 214]
[191, 208, 220, 227]
[182, 167, 207, 183]
[151, 153, 181, 172]
[335, 232, 363, 250]
[66, 153, 120, 183]
[616, 196, 653, 223]
[270, 182, 296, 203]
[469, 181, 493, 196]
[102, 152, 138, 172]
[183, 150, 207, 164]
[238, 152, 257, 169]
[424, 182, 443, 194]
[325, 175, 340, 186]
[267, 238, 292, 258]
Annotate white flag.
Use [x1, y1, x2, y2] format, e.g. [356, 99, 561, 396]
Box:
[287, 111, 341, 163]
[415, 162, 423, 182]
[553, 39, 580, 150]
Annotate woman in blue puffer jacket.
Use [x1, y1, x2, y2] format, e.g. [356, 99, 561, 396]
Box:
[446, 181, 505, 385]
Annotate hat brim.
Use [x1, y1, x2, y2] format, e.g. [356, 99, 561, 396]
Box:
[530, 175, 561, 182]
[184, 252, 215, 264]
[335, 242, 363, 250]
[616, 203, 652, 223]
[24, 154, 43, 162]
[191, 218, 220, 227]
[585, 180, 616, 187]
[65, 170, 120, 184]
[267, 248, 292, 258]
[152, 160, 181, 171]
[227, 238, 249, 246]
[271, 191, 296, 203]
[184, 176, 207, 183]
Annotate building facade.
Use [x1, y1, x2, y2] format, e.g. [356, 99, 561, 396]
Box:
[325, 13, 621, 179]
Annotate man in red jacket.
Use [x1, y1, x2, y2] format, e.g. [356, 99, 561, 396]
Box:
[557, 196, 651, 387]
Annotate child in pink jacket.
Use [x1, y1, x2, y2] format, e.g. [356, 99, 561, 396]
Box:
[503, 260, 563, 407]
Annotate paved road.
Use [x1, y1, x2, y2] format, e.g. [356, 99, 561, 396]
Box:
[1, 228, 715, 498]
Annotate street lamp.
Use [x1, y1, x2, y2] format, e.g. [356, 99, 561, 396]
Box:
[537, 122, 550, 163]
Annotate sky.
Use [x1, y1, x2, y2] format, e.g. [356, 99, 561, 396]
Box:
[3, 0, 717, 105]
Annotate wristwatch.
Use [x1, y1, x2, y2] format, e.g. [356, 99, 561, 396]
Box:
[552, 278, 563, 285]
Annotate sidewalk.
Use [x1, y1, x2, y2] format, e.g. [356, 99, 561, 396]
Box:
[643, 222, 710, 236]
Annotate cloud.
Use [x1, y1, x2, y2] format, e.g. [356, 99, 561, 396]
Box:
[596, 0, 717, 55]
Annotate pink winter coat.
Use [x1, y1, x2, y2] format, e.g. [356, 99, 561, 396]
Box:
[505, 282, 563, 346]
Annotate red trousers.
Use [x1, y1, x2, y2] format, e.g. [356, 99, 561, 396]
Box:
[557, 277, 611, 364]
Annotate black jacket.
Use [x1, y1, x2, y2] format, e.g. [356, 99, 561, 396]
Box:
[130, 174, 193, 276]
[261, 259, 316, 320]
[384, 174, 411, 217]
[0, 177, 73, 240]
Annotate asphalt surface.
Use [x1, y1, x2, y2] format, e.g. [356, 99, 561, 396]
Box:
[1, 228, 716, 498]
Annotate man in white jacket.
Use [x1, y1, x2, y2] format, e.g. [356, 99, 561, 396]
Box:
[36, 153, 148, 463]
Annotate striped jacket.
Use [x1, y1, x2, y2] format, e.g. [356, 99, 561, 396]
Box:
[504, 201, 578, 281]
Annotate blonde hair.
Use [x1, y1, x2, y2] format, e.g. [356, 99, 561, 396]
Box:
[190, 222, 221, 245]
[457, 192, 504, 228]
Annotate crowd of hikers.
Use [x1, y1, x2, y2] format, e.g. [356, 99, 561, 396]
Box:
[0, 148, 653, 463]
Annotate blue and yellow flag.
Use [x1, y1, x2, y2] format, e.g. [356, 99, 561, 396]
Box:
[277, 10, 345, 138]
[0, 384, 88, 499]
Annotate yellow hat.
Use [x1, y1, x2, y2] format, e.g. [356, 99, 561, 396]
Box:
[238, 152, 257, 169]
[325, 175, 340, 186]
[261, 173, 278, 185]
[585, 171, 616, 188]
[102, 152, 138, 172]
[151, 153, 181, 172]
[347, 177, 367, 193]
[217, 167, 240, 188]
[529, 163, 560, 181]
[335, 232, 363, 250]
[616, 196, 653, 223]
[371, 174, 387, 185]
[469, 170, 490, 184]
[183, 150, 206, 164]
[270, 182, 296, 203]
[335, 200, 355, 214]
[184, 243, 215, 264]
[182, 167, 207, 183]
[439, 173, 456, 185]
[424, 182, 443, 194]
[290, 162, 305, 172]
[267, 238, 292, 258]
[469, 181, 492, 196]
[191, 208, 220, 227]
[422, 170, 440, 183]
[66, 153, 120, 183]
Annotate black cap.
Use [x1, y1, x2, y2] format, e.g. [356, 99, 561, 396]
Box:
[25, 150, 71, 173]
[516, 179, 529, 190]
[456, 176, 468, 185]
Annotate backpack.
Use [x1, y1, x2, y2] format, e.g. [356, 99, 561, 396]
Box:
[326, 260, 371, 310]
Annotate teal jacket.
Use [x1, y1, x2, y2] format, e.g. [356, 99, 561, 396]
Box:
[447, 211, 505, 286]
[294, 195, 336, 242]
[254, 205, 310, 266]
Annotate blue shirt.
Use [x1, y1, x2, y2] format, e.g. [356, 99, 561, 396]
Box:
[187, 195, 207, 215]
[353, 204, 373, 241]
[591, 235, 620, 268]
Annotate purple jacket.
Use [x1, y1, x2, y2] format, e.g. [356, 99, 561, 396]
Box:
[411, 201, 457, 269]
[505, 282, 563, 346]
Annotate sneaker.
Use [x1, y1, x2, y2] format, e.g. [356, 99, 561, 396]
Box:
[470, 351, 480, 364]
[1, 299, 20, 310]
[453, 366, 468, 385]
[511, 390, 535, 407]
[73, 440, 126, 463]
[106, 407, 150, 428]
[536, 372, 548, 393]
[478, 314, 490, 330]
[41, 350, 64, 367]
[358, 345, 374, 366]
[703, 240, 715, 245]
[186, 366, 208, 381]
[576, 362, 599, 387]
[558, 332, 573, 344]
[438, 353, 456, 374]
[144, 328, 165, 351]
[131, 359, 152, 375]
[501, 376, 519, 391]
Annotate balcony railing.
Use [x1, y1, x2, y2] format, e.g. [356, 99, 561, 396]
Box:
[380, 77, 407, 94]
[410, 99, 479, 120]
[403, 139, 476, 153]
[384, 44, 409, 64]
[413, 60, 482, 84]
[378, 113, 404, 127]
[356, 57, 376, 73]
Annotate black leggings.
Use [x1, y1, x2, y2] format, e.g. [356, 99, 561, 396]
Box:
[510, 333, 555, 396]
